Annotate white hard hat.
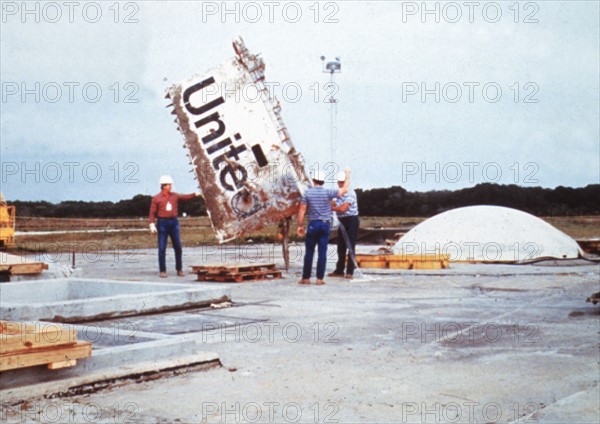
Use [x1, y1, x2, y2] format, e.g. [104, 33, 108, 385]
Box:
[312, 170, 325, 182]
[337, 171, 346, 182]
[159, 175, 174, 185]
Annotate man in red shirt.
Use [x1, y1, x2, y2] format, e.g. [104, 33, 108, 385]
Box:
[148, 175, 199, 278]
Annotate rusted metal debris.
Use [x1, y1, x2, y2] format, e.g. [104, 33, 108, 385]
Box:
[166, 37, 311, 243]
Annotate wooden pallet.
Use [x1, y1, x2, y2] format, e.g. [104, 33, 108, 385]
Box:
[0, 321, 91, 371]
[0, 253, 48, 280]
[0, 262, 48, 275]
[355, 254, 450, 270]
[191, 263, 282, 283]
[0, 321, 77, 355]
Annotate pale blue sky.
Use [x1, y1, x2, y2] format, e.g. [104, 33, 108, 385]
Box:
[1, 0, 598, 202]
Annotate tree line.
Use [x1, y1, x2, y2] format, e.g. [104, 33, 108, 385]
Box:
[10, 183, 600, 218]
[357, 183, 599, 216]
[12, 194, 207, 218]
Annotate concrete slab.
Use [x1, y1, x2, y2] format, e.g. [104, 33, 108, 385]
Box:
[530, 386, 600, 423]
[0, 322, 220, 403]
[0, 278, 231, 322]
[84, 309, 268, 335]
[0, 351, 220, 405]
[1, 246, 598, 423]
[0, 306, 272, 403]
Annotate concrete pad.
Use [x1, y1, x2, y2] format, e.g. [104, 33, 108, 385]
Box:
[2, 246, 598, 423]
[0, 322, 220, 403]
[83, 310, 267, 336]
[529, 386, 600, 423]
[0, 351, 220, 405]
[0, 277, 231, 403]
[0, 278, 231, 322]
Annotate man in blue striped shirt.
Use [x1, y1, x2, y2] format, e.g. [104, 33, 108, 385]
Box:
[297, 168, 351, 285]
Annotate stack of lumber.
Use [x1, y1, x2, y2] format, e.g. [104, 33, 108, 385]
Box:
[0, 321, 92, 371]
[191, 263, 282, 283]
[355, 253, 450, 270]
[0, 253, 48, 280]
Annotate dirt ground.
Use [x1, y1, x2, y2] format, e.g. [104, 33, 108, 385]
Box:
[11, 216, 600, 253]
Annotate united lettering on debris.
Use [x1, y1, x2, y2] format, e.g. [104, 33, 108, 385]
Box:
[166, 37, 310, 243]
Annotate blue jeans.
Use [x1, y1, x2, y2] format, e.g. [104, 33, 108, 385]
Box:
[302, 220, 331, 280]
[157, 218, 182, 273]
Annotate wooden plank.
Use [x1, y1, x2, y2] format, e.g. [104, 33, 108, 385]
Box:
[191, 263, 276, 272]
[388, 261, 413, 270]
[0, 322, 77, 354]
[234, 269, 281, 278]
[0, 341, 91, 372]
[393, 254, 449, 262]
[356, 254, 449, 261]
[192, 263, 275, 270]
[237, 271, 282, 282]
[197, 272, 282, 283]
[48, 359, 77, 370]
[356, 260, 388, 269]
[0, 262, 48, 275]
[1, 333, 78, 352]
[197, 270, 282, 283]
[412, 261, 443, 270]
[356, 254, 450, 270]
[355, 255, 390, 261]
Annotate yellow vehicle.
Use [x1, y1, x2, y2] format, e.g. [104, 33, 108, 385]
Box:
[0, 193, 16, 250]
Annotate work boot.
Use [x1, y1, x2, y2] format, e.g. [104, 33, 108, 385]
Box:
[159, 272, 167, 278]
[177, 270, 186, 277]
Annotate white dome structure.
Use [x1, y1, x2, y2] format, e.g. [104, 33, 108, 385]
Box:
[393, 206, 582, 262]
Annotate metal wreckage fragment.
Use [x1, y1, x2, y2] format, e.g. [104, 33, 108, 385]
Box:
[166, 37, 311, 243]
